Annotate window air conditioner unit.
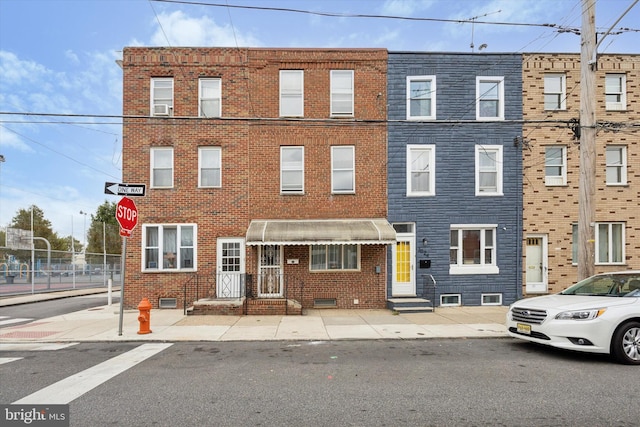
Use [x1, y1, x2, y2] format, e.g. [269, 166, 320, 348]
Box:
[154, 104, 170, 116]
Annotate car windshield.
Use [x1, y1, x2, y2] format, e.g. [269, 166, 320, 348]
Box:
[560, 274, 640, 297]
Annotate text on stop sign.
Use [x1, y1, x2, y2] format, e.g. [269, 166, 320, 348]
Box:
[117, 205, 137, 223]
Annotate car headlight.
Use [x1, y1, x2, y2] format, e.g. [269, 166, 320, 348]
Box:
[555, 308, 607, 320]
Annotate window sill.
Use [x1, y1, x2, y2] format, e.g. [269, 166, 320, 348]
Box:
[450, 265, 499, 275]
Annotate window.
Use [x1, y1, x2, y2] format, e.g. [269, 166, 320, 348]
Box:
[475, 145, 503, 196]
[280, 70, 303, 117]
[440, 294, 461, 307]
[482, 294, 502, 305]
[450, 225, 499, 274]
[544, 73, 566, 110]
[331, 146, 355, 193]
[407, 76, 436, 120]
[476, 77, 504, 120]
[151, 78, 173, 116]
[407, 145, 435, 196]
[572, 222, 625, 265]
[151, 147, 173, 188]
[281, 146, 304, 193]
[545, 146, 567, 186]
[198, 147, 221, 188]
[143, 224, 196, 271]
[597, 222, 625, 264]
[199, 78, 221, 117]
[606, 146, 627, 185]
[310, 245, 359, 271]
[330, 70, 354, 116]
[605, 74, 626, 111]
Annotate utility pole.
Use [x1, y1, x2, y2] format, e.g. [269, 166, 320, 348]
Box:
[577, 0, 597, 280]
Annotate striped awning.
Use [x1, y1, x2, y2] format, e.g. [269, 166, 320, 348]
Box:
[246, 219, 396, 246]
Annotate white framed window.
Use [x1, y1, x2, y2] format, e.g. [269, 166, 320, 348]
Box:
[406, 75, 436, 120]
[330, 70, 354, 117]
[606, 146, 627, 186]
[572, 222, 625, 265]
[440, 294, 461, 307]
[280, 70, 303, 117]
[310, 245, 359, 271]
[281, 146, 304, 194]
[450, 225, 499, 275]
[151, 147, 174, 188]
[544, 73, 566, 110]
[605, 74, 626, 111]
[151, 77, 173, 116]
[143, 224, 196, 271]
[199, 78, 221, 117]
[482, 293, 502, 306]
[597, 222, 625, 265]
[406, 144, 435, 196]
[476, 77, 504, 120]
[544, 146, 567, 186]
[475, 145, 503, 196]
[198, 147, 221, 188]
[331, 146, 355, 193]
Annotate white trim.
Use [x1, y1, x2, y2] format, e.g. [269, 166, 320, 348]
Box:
[475, 144, 503, 196]
[331, 145, 355, 194]
[544, 145, 567, 186]
[605, 145, 627, 186]
[406, 144, 436, 196]
[406, 75, 436, 120]
[481, 293, 502, 306]
[280, 146, 304, 194]
[476, 76, 504, 121]
[198, 146, 222, 188]
[280, 70, 304, 117]
[543, 73, 566, 110]
[142, 224, 197, 271]
[330, 70, 354, 117]
[150, 147, 174, 188]
[198, 78, 221, 118]
[605, 73, 626, 111]
[150, 77, 173, 117]
[440, 294, 461, 307]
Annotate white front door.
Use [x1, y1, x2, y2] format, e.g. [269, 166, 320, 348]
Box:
[216, 238, 245, 298]
[392, 225, 416, 296]
[525, 235, 548, 294]
[258, 245, 283, 297]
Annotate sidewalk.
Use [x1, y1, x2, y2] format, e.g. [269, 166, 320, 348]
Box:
[0, 289, 509, 343]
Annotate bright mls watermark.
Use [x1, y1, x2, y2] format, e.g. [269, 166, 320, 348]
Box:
[1, 405, 69, 426]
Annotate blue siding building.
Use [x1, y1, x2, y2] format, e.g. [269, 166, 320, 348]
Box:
[387, 52, 523, 307]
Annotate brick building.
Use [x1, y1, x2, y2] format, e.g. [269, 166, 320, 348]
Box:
[120, 47, 393, 312]
[522, 53, 640, 295]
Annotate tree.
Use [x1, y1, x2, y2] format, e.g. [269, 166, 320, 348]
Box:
[10, 205, 67, 251]
[86, 201, 121, 255]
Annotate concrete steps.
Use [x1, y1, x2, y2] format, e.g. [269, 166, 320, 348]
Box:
[387, 297, 434, 313]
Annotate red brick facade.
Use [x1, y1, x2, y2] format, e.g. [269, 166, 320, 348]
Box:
[121, 47, 389, 311]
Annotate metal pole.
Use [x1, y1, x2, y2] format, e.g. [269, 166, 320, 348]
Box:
[118, 236, 126, 336]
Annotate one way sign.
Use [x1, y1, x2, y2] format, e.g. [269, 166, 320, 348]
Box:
[105, 182, 146, 197]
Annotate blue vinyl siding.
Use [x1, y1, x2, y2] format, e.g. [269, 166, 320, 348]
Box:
[387, 53, 523, 305]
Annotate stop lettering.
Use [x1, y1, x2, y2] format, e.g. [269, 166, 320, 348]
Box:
[116, 197, 138, 232]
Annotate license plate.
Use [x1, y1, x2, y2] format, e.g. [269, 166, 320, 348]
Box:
[517, 323, 531, 335]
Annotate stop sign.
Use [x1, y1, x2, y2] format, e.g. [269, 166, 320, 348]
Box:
[116, 197, 138, 235]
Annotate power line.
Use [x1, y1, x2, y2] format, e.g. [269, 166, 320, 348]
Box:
[149, 0, 639, 34]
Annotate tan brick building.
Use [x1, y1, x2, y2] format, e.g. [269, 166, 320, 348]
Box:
[120, 47, 392, 312]
[522, 53, 640, 295]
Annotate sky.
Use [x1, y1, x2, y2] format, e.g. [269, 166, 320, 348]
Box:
[0, 0, 639, 244]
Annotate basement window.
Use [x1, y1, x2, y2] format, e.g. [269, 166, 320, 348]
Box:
[314, 298, 337, 308]
[440, 294, 461, 307]
[481, 293, 502, 306]
[159, 298, 177, 309]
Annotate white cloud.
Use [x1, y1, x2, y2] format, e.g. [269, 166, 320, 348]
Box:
[150, 10, 262, 47]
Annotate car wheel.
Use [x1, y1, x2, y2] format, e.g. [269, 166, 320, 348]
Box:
[611, 321, 640, 365]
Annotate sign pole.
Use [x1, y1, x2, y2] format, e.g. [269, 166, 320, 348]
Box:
[118, 235, 126, 336]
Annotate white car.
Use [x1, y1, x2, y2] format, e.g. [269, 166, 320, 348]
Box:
[507, 271, 640, 365]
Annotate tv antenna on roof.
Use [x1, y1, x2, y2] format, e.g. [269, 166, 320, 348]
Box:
[468, 10, 501, 52]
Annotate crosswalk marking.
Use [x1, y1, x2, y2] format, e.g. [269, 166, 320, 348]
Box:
[0, 357, 23, 365]
[0, 316, 33, 326]
[0, 343, 78, 352]
[13, 343, 173, 404]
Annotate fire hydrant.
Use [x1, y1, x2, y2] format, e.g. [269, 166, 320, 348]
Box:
[137, 298, 152, 334]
